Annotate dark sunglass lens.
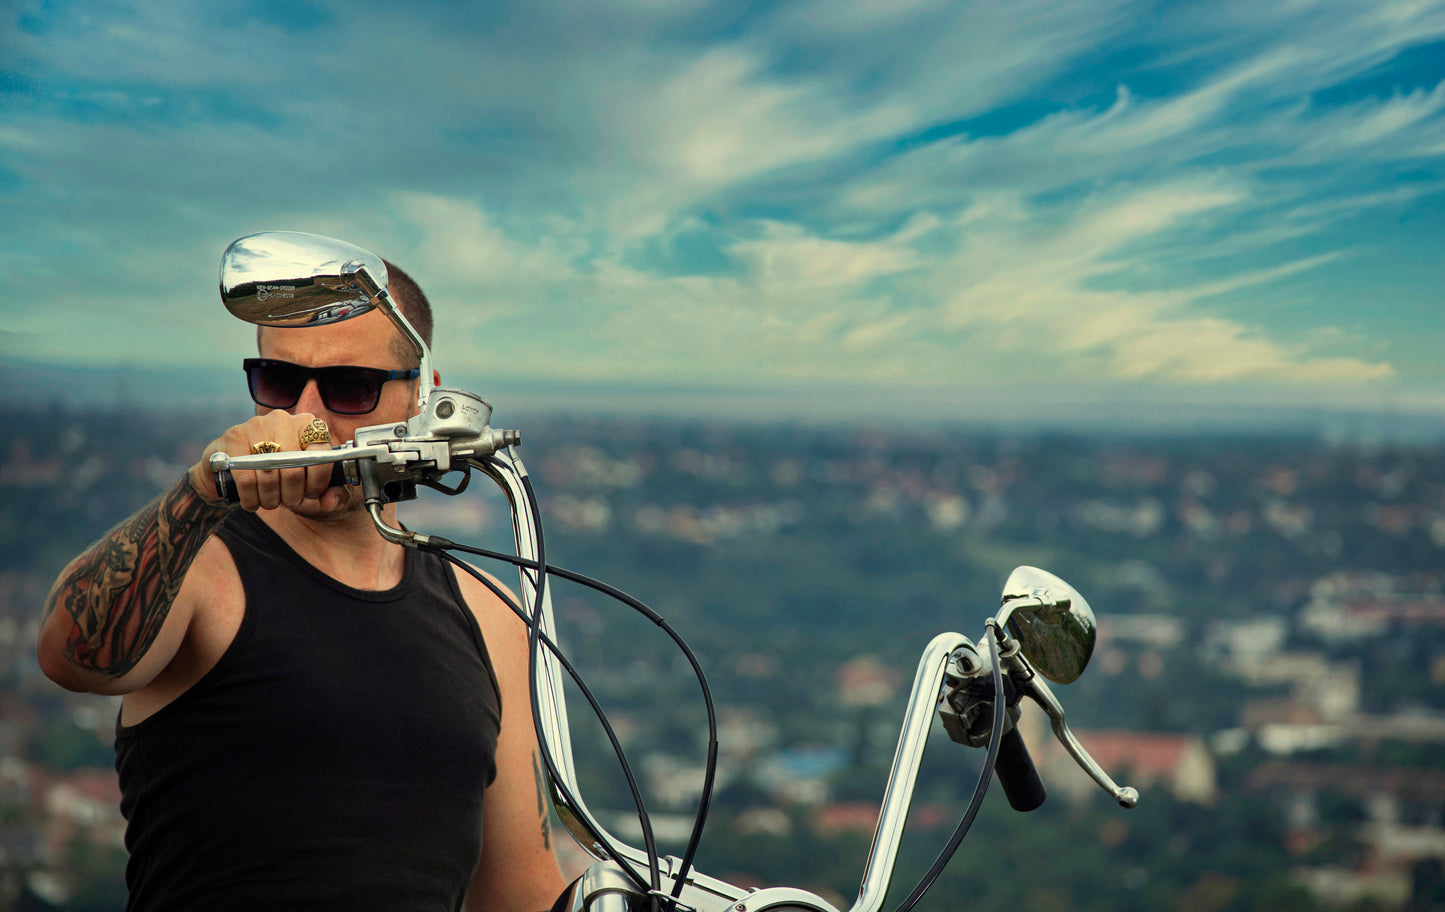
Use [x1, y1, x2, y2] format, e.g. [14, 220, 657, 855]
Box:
[321, 368, 383, 414]
[250, 361, 305, 408]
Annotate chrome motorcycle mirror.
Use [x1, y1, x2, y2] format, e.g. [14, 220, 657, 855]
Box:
[220, 230, 388, 327]
[995, 566, 1096, 685]
[219, 230, 433, 409]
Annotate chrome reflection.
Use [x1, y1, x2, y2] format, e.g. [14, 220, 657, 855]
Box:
[997, 566, 1096, 685]
[219, 230, 388, 327]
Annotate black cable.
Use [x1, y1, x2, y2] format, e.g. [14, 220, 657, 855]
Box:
[517, 473, 663, 912]
[440, 552, 660, 896]
[890, 622, 1008, 912]
[523, 535, 718, 902]
[400, 448, 1000, 911]
[425, 471, 663, 901]
[439, 525, 720, 903]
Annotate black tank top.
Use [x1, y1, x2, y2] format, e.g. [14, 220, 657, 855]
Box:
[115, 511, 502, 912]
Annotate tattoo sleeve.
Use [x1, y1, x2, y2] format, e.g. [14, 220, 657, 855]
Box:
[533, 751, 553, 850]
[41, 474, 236, 679]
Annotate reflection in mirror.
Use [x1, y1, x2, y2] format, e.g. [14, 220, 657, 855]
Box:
[998, 566, 1096, 685]
[220, 231, 389, 327]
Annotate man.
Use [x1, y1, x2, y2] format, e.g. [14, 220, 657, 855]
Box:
[38, 255, 566, 911]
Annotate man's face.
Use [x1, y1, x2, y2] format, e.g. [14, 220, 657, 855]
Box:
[256, 307, 420, 518]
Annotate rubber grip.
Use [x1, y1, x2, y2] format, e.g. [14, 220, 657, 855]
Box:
[993, 727, 1046, 812]
[214, 463, 348, 505]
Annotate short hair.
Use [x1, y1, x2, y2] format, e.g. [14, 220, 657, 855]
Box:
[382, 259, 433, 368]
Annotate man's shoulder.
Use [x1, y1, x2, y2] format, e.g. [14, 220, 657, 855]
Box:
[119, 528, 244, 720]
[447, 560, 520, 617]
[177, 526, 244, 610]
[446, 562, 529, 652]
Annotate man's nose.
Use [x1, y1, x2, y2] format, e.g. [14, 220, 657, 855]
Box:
[293, 378, 327, 415]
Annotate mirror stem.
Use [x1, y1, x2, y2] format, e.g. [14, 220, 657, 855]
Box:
[994, 595, 1043, 634]
[355, 266, 434, 410]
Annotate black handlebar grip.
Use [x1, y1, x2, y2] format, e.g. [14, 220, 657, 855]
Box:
[215, 469, 240, 505]
[214, 463, 348, 505]
[993, 727, 1046, 812]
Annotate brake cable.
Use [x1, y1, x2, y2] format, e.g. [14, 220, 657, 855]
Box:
[423, 474, 720, 912]
[441, 553, 662, 902]
[490, 471, 718, 905]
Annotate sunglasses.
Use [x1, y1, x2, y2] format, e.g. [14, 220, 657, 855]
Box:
[243, 358, 420, 415]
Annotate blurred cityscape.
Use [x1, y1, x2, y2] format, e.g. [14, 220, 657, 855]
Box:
[1, 403, 1443, 911]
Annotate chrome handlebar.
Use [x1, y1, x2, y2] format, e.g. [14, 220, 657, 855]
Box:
[209, 390, 1136, 912]
[566, 622, 1139, 912]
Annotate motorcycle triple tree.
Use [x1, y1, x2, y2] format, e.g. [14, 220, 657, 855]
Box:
[211, 231, 1139, 912]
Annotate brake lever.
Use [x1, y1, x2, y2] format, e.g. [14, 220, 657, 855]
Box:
[1009, 661, 1138, 808]
[209, 445, 384, 505]
[209, 442, 391, 476]
[214, 460, 354, 504]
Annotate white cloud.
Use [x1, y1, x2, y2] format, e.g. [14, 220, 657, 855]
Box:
[632, 50, 904, 188]
[842, 314, 913, 350]
[1295, 81, 1445, 158]
[329, 179, 1398, 390]
[730, 221, 918, 291]
[929, 181, 1393, 383]
[385, 193, 577, 289]
[1, 0, 1438, 400]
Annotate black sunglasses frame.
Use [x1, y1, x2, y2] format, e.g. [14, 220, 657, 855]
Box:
[243, 358, 421, 416]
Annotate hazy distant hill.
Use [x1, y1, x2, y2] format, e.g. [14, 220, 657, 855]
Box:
[4, 355, 1441, 442]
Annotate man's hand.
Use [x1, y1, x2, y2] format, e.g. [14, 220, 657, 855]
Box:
[188, 410, 339, 511]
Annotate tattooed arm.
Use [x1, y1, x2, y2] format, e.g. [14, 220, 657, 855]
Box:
[37, 474, 236, 693]
[38, 409, 336, 694]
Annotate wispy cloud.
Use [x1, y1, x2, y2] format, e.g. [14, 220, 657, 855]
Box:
[1, 0, 1441, 406]
[918, 180, 1392, 383]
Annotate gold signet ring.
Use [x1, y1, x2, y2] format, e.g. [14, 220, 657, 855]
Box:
[251, 441, 283, 454]
[298, 419, 330, 448]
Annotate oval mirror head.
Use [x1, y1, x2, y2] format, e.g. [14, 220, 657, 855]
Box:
[220, 231, 388, 327]
[998, 566, 1096, 685]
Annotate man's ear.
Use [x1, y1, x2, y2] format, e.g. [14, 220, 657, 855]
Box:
[433, 369, 441, 386]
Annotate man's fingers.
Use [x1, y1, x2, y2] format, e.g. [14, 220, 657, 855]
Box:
[299, 418, 335, 500]
[252, 467, 282, 509]
[243, 412, 298, 509]
[195, 412, 338, 513]
[269, 413, 325, 506]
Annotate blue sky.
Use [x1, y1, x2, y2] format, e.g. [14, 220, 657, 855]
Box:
[2, 0, 1443, 421]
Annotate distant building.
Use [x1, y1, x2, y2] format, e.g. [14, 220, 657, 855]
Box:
[32, 764, 126, 881]
[811, 802, 878, 836]
[836, 655, 901, 709]
[1100, 613, 1184, 650]
[1205, 615, 1288, 664]
[1040, 730, 1216, 806]
[1303, 572, 1445, 642]
[755, 747, 850, 806]
[1249, 762, 1445, 909]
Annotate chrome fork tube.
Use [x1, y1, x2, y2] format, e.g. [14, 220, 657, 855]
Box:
[479, 450, 624, 860]
[848, 632, 971, 912]
[480, 450, 970, 908]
